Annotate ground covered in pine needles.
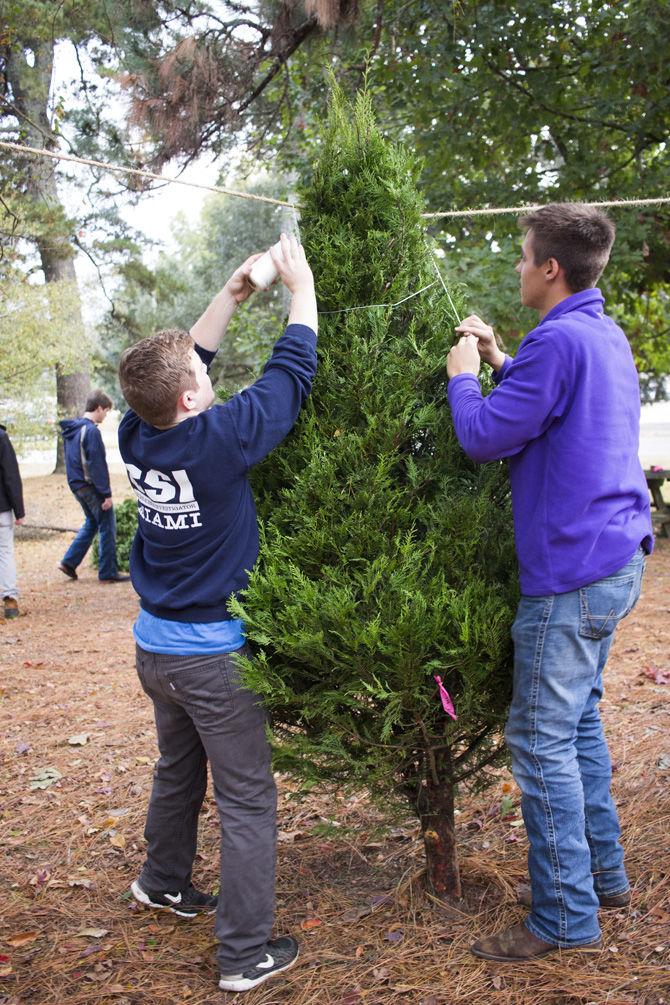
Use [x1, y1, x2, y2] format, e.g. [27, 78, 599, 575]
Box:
[1, 474, 669, 1005]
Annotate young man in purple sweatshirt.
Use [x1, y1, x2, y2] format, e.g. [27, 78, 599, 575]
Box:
[117, 235, 317, 993]
[446, 204, 652, 962]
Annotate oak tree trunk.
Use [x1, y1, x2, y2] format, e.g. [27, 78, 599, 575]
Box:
[6, 38, 89, 472]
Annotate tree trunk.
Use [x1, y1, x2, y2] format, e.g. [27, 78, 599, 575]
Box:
[38, 239, 89, 472]
[6, 38, 90, 472]
[415, 756, 461, 901]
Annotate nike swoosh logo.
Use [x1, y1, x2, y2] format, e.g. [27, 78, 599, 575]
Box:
[164, 892, 182, 904]
[257, 955, 275, 970]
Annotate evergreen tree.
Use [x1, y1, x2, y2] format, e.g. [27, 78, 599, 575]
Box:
[233, 88, 518, 900]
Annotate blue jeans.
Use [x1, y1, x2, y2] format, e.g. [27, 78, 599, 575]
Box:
[62, 485, 118, 580]
[505, 547, 645, 946]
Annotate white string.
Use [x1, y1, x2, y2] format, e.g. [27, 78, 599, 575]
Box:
[3, 140, 668, 220]
[430, 256, 462, 325]
[318, 280, 438, 314]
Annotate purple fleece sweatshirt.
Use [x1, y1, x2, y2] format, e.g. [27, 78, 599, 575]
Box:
[447, 289, 653, 596]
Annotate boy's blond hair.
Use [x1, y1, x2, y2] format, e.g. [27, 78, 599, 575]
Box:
[119, 329, 198, 428]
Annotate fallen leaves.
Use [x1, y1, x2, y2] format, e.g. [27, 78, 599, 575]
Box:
[68, 877, 94, 889]
[384, 928, 404, 944]
[277, 828, 304, 843]
[109, 833, 126, 850]
[5, 932, 39, 947]
[499, 794, 515, 817]
[640, 664, 670, 685]
[67, 733, 89, 746]
[29, 767, 62, 790]
[74, 928, 109, 939]
[29, 867, 51, 888]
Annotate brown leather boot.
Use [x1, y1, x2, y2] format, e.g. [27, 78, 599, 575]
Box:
[3, 597, 19, 619]
[516, 882, 631, 910]
[470, 922, 602, 962]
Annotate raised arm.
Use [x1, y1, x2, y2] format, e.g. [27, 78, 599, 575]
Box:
[223, 235, 318, 467]
[189, 252, 263, 353]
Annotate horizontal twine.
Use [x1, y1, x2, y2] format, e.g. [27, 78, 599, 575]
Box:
[0, 140, 294, 209]
[2, 140, 669, 221]
[318, 280, 438, 314]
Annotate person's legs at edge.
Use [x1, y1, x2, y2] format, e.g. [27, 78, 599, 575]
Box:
[135, 648, 209, 893]
[62, 488, 99, 572]
[0, 511, 18, 602]
[97, 503, 119, 581]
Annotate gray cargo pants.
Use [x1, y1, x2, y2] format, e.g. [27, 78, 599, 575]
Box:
[135, 644, 277, 972]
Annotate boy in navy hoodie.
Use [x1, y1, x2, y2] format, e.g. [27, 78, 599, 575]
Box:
[59, 390, 129, 583]
[117, 234, 317, 993]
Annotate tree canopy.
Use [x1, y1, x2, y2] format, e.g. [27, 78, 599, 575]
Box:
[118, 0, 670, 394]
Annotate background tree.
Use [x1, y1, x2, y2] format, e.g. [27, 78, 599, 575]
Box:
[0, 1, 163, 461]
[121, 1, 670, 395]
[99, 175, 289, 401]
[0, 274, 90, 438]
[232, 88, 518, 901]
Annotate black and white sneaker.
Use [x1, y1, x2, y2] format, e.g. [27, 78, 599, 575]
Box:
[130, 879, 217, 918]
[218, 936, 299, 992]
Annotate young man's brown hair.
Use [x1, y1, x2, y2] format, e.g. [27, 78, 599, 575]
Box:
[119, 329, 198, 428]
[85, 389, 114, 412]
[518, 203, 616, 293]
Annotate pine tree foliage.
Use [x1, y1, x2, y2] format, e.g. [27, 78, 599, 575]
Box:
[232, 88, 518, 897]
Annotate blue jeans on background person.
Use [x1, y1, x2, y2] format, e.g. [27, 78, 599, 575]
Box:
[505, 547, 646, 947]
[62, 484, 118, 580]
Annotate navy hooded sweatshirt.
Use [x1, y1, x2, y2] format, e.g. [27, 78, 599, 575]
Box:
[60, 418, 112, 498]
[118, 323, 317, 623]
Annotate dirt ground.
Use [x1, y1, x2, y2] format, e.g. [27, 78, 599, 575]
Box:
[1, 474, 669, 1005]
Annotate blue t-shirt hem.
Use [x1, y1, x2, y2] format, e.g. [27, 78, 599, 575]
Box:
[134, 608, 246, 655]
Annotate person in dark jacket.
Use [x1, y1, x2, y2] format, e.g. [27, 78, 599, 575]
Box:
[118, 234, 317, 993]
[0, 424, 25, 618]
[446, 204, 652, 962]
[59, 390, 129, 584]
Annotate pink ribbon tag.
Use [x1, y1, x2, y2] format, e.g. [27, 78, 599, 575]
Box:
[434, 675, 457, 720]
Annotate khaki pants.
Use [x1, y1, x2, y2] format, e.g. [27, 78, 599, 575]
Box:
[0, 510, 18, 601]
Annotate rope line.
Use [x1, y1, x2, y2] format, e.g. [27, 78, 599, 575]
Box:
[2, 139, 669, 219]
[423, 196, 670, 219]
[0, 140, 295, 209]
[318, 281, 438, 314]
